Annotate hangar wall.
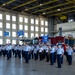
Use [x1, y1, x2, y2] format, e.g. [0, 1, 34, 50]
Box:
[0, 10, 48, 44]
[54, 22, 75, 38]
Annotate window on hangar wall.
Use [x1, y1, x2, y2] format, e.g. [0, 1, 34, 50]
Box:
[19, 17, 23, 22]
[0, 39, 3, 44]
[31, 19, 34, 24]
[12, 24, 16, 29]
[24, 25, 28, 31]
[12, 16, 16, 22]
[19, 24, 23, 30]
[0, 14, 3, 20]
[12, 40, 16, 44]
[0, 31, 3, 36]
[6, 23, 10, 29]
[6, 15, 10, 21]
[24, 18, 28, 23]
[0, 22, 3, 28]
[31, 26, 34, 31]
[12, 32, 16, 37]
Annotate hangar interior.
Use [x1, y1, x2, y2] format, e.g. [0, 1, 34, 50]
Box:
[0, 0, 75, 44]
[0, 1, 75, 75]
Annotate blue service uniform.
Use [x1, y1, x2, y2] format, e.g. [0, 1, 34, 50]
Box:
[23, 45, 30, 63]
[56, 46, 64, 68]
[67, 47, 73, 65]
[50, 47, 55, 65]
[34, 46, 38, 61]
[14, 45, 18, 58]
[45, 46, 49, 62]
[6, 45, 11, 60]
[31, 45, 34, 59]
[18, 45, 21, 59]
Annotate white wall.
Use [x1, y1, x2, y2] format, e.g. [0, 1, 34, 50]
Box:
[54, 22, 75, 38]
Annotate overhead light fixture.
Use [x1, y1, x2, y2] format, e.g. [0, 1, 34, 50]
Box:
[3, 3, 6, 6]
[43, 12, 46, 14]
[40, 4, 43, 6]
[57, 9, 61, 11]
[22, 11, 24, 13]
[25, 8, 28, 10]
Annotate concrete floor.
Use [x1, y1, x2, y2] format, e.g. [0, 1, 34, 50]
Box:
[0, 54, 75, 75]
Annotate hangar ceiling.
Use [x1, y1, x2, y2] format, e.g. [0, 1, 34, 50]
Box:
[0, 0, 75, 18]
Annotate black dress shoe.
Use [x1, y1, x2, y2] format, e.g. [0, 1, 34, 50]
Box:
[56, 67, 61, 68]
[50, 64, 53, 65]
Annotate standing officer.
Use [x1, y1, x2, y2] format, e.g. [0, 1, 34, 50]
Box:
[49, 45, 55, 65]
[39, 45, 44, 61]
[18, 45, 21, 59]
[31, 45, 34, 59]
[45, 45, 49, 62]
[23, 43, 30, 63]
[56, 45, 64, 68]
[22, 44, 24, 58]
[6, 44, 10, 60]
[28, 45, 31, 60]
[67, 46, 73, 65]
[2, 45, 6, 57]
[14, 45, 18, 58]
[9, 44, 12, 58]
[34, 45, 38, 61]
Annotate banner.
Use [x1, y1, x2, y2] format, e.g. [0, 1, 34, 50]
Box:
[42, 35, 48, 43]
[17, 30, 24, 36]
[4, 31, 9, 36]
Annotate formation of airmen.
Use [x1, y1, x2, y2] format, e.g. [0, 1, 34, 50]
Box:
[0, 43, 75, 68]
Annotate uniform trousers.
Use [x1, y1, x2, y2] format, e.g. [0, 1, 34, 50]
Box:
[39, 52, 43, 61]
[46, 53, 49, 62]
[25, 51, 29, 63]
[57, 54, 62, 68]
[61, 56, 63, 64]
[54, 52, 56, 63]
[0, 51, 2, 56]
[2, 50, 6, 57]
[18, 50, 21, 58]
[50, 53, 54, 65]
[9, 50, 12, 58]
[28, 52, 31, 60]
[65, 52, 68, 61]
[31, 50, 34, 59]
[12, 49, 14, 55]
[7, 51, 10, 60]
[68, 55, 72, 65]
[14, 50, 18, 58]
[22, 50, 24, 58]
[34, 53, 38, 60]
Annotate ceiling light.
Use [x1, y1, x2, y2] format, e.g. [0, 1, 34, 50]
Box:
[43, 12, 45, 14]
[3, 3, 6, 6]
[40, 4, 43, 6]
[25, 8, 28, 10]
[57, 9, 61, 11]
[22, 11, 24, 13]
